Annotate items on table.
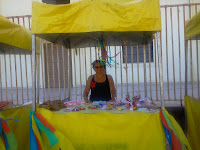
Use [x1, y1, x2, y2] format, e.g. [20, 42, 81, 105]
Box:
[40, 100, 65, 111]
[64, 100, 84, 107]
[42, 94, 158, 112]
[87, 101, 114, 110]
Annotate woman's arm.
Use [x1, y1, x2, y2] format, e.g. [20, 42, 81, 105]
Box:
[108, 75, 117, 101]
[83, 75, 93, 103]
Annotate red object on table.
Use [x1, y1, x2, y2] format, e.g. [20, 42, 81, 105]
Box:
[88, 106, 96, 109]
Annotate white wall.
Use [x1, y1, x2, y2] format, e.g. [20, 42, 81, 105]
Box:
[0, 0, 32, 16]
[0, 0, 45, 16]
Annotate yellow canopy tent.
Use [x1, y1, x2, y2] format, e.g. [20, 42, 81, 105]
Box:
[185, 10, 200, 150]
[0, 15, 40, 53]
[31, 0, 164, 107]
[32, 0, 161, 47]
[30, 0, 191, 149]
[0, 14, 40, 150]
[185, 10, 200, 40]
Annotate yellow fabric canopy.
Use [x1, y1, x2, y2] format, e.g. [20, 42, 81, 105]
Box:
[185, 11, 200, 40]
[0, 15, 40, 53]
[185, 96, 200, 150]
[32, 0, 161, 47]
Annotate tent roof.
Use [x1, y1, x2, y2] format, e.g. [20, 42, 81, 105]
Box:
[32, 0, 161, 47]
[0, 15, 40, 53]
[185, 11, 200, 40]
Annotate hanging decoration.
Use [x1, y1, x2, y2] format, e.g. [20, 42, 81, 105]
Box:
[95, 39, 132, 70]
[96, 39, 120, 68]
[29, 110, 58, 150]
[160, 110, 188, 150]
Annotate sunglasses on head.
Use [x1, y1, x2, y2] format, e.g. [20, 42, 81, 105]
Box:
[95, 66, 104, 69]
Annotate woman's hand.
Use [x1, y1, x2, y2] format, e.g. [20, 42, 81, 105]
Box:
[84, 99, 92, 105]
[110, 98, 116, 102]
[83, 75, 93, 103]
[84, 99, 90, 103]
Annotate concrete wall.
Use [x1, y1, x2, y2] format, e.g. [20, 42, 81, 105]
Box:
[0, 0, 35, 16]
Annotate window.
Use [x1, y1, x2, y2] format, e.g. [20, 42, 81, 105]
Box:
[42, 0, 70, 4]
[122, 43, 153, 63]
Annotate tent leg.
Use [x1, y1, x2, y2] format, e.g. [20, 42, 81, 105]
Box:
[32, 34, 36, 110]
[185, 40, 188, 96]
[36, 53, 40, 103]
[184, 40, 188, 135]
[157, 32, 164, 109]
[68, 47, 72, 100]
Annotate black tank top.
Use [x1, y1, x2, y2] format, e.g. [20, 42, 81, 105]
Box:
[90, 75, 111, 102]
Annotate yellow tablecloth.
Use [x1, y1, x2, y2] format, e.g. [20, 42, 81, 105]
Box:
[37, 108, 166, 150]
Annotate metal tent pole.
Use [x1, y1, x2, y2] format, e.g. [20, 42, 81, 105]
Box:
[185, 40, 188, 96]
[32, 34, 36, 110]
[68, 48, 72, 100]
[185, 40, 188, 135]
[36, 54, 40, 103]
[157, 32, 165, 109]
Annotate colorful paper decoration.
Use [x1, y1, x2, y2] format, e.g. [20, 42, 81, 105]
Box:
[0, 114, 18, 150]
[29, 110, 58, 150]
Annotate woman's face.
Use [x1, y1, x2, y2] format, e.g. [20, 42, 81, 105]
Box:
[94, 62, 104, 74]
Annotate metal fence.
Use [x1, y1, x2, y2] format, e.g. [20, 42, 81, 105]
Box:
[0, 3, 199, 106]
